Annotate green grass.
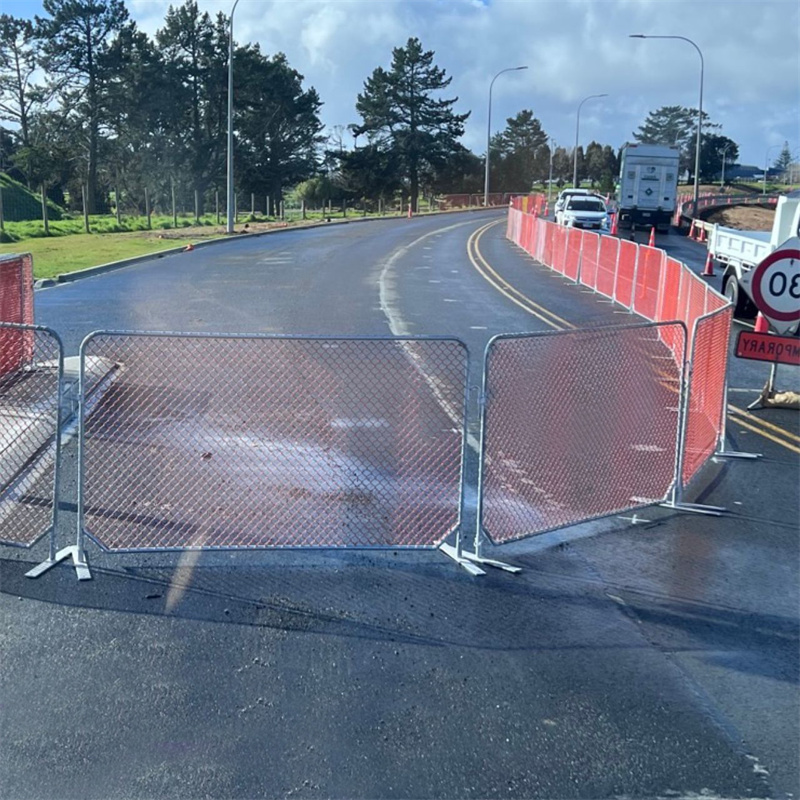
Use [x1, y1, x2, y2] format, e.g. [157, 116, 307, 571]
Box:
[0, 173, 64, 222]
[0, 232, 196, 279]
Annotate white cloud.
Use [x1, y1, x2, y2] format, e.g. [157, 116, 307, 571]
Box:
[10, 0, 800, 165]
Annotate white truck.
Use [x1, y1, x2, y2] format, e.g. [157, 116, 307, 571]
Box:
[709, 193, 800, 316]
[616, 143, 680, 232]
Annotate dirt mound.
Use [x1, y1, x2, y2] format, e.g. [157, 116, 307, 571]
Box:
[705, 206, 774, 231]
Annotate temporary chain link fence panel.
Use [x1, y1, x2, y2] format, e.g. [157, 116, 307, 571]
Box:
[632, 245, 665, 321]
[78, 333, 468, 552]
[0, 254, 35, 378]
[564, 227, 583, 282]
[658, 258, 687, 359]
[595, 234, 620, 299]
[577, 231, 601, 291]
[681, 307, 733, 486]
[480, 323, 686, 544]
[614, 239, 639, 309]
[0, 323, 63, 548]
[551, 224, 568, 275]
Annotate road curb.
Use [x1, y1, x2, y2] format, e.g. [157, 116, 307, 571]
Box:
[48, 206, 499, 286]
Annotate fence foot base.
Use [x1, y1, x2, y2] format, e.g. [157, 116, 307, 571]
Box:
[660, 500, 726, 517]
[25, 546, 91, 581]
[714, 450, 762, 460]
[438, 543, 486, 576]
[462, 550, 523, 574]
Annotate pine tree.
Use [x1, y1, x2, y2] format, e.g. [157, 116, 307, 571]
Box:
[355, 37, 469, 212]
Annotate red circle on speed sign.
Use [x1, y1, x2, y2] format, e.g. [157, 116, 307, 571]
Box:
[750, 248, 800, 322]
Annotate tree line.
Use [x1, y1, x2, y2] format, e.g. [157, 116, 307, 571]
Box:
[0, 0, 744, 222]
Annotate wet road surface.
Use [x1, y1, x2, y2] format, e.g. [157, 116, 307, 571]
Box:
[1, 210, 797, 799]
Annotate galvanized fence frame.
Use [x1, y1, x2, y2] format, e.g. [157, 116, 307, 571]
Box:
[0, 322, 64, 566]
[58, 330, 472, 578]
[469, 321, 688, 556]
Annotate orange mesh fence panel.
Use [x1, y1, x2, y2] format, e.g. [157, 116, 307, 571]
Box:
[633, 245, 664, 321]
[681, 307, 732, 486]
[551, 224, 568, 274]
[0, 254, 35, 378]
[0, 323, 62, 547]
[682, 273, 708, 342]
[480, 324, 685, 543]
[578, 231, 601, 289]
[564, 228, 583, 281]
[657, 258, 686, 358]
[79, 334, 468, 551]
[534, 218, 547, 262]
[614, 240, 638, 309]
[540, 221, 555, 267]
[595, 235, 619, 299]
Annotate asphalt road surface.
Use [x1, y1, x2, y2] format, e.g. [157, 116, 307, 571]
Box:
[1, 210, 798, 799]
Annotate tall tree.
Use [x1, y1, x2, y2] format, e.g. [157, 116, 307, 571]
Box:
[773, 141, 793, 172]
[0, 15, 42, 155]
[156, 1, 228, 210]
[234, 46, 324, 207]
[698, 134, 738, 182]
[493, 109, 548, 191]
[633, 105, 720, 180]
[355, 37, 469, 212]
[36, 0, 129, 212]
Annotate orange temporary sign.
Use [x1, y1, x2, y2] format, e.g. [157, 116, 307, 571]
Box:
[735, 331, 800, 366]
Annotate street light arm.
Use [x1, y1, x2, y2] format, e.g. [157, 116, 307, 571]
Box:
[484, 65, 527, 207]
[573, 93, 608, 188]
[629, 34, 704, 214]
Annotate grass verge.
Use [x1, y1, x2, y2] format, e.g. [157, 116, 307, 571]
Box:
[0, 232, 195, 279]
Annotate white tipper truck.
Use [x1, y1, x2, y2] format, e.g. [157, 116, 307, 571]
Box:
[709, 193, 800, 316]
[616, 143, 680, 232]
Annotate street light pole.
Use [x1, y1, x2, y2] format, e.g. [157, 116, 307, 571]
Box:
[226, 0, 241, 234]
[484, 65, 527, 208]
[720, 143, 732, 188]
[548, 139, 555, 204]
[630, 35, 704, 217]
[573, 94, 607, 188]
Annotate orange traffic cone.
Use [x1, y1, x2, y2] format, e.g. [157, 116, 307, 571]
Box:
[543, 201, 549, 217]
[610, 212, 618, 236]
[702, 251, 714, 277]
[754, 313, 769, 333]
[688, 219, 696, 240]
[184, 242, 194, 252]
[407, 203, 412, 219]
[648, 227, 655, 248]
[698, 225, 707, 243]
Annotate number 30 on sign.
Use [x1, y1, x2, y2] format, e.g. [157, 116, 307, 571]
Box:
[741, 237, 800, 335]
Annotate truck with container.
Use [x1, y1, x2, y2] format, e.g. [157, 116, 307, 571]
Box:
[616, 143, 680, 232]
[708, 193, 800, 317]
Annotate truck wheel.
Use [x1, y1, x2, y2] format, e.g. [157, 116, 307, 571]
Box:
[723, 274, 749, 317]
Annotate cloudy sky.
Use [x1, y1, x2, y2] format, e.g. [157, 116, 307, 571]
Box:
[6, 0, 799, 167]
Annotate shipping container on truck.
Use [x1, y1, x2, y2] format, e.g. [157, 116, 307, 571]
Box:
[617, 144, 680, 232]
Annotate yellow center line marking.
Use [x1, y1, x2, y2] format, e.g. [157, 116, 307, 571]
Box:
[727, 414, 800, 454]
[727, 404, 800, 444]
[467, 218, 800, 456]
[467, 221, 572, 331]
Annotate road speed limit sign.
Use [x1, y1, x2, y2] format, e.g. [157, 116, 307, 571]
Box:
[740, 237, 800, 334]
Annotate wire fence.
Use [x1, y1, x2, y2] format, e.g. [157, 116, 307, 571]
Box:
[78, 333, 468, 552]
[0, 322, 63, 549]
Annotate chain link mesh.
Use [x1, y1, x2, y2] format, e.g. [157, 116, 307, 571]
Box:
[632, 245, 664, 321]
[595, 234, 620, 299]
[80, 334, 467, 551]
[564, 228, 582, 281]
[614, 239, 638, 309]
[481, 324, 684, 543]
[0, 323, 62, 547]
[682, 308, 733, 486]
[0, 254, 35, 378]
